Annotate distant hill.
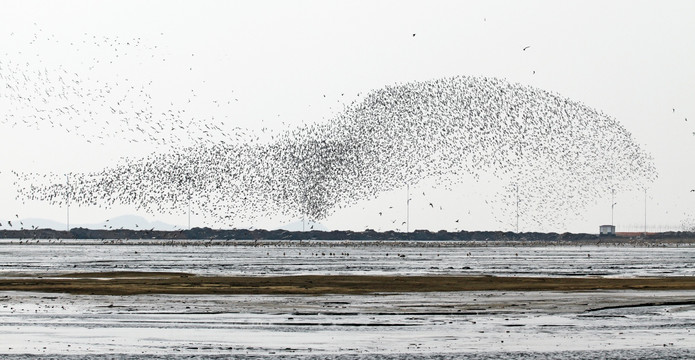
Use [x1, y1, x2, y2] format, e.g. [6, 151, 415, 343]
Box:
[16, 215, 178, 231]
[277, 219, 329, 231]
[17, 218, 66, 230]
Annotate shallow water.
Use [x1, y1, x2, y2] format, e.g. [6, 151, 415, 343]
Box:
[0, 291, 694, 358]
[1, 240, 694, 277]
[1, 241, 694, 358]
[2, 351, 695, 359]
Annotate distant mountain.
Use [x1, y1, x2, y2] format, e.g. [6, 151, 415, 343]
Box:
[86, 215, 178, 231]
[17, 218, 66, 230]
[277, 219, 329, 231]
[16, 215, 178, 231]
[13, 216, 326, 232]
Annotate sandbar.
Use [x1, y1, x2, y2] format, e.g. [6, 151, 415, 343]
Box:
[2, 272, 695, 295]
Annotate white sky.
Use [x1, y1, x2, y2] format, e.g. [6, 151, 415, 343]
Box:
[0, 0, 694, 233]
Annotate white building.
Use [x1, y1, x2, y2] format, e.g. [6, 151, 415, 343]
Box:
[599, 225, 616, 235]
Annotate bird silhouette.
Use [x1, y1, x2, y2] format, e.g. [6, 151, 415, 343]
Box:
[11, 73, 656, 232]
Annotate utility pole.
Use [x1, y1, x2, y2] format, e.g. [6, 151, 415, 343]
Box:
[514, 184, 519, 233]
[66, 174, 70, 231]
[406, 183, 410, 233]
[611, 189, 617, 226]
[644, 188, 647, 235]
[187, 187, 191, 230]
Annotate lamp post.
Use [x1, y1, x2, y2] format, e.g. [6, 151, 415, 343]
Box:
[644, 188, 647, 235]
[611, 189, 617, 226]
[66, 174, 70, 231]
[406, 183, 410, 233]
[188, 186, 191, 230]
[516, 183, 519, 233]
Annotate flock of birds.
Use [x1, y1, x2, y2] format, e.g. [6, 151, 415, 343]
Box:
[13, 75, 657, 230]
[1, 27, 241, 147]
[2, 28, 661, 231]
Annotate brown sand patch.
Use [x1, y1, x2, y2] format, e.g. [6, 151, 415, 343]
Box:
[2, 273, 695, 295]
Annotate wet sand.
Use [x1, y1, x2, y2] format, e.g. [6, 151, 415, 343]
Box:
[3, 272, 695, 295]
[2, 289, 694, 356]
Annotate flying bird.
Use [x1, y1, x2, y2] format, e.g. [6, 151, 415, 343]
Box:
[11, 74, 656, 232]
[522, 45, 531, 51]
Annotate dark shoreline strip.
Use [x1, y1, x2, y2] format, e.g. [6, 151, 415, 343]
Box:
[2, 228, 695, 242]
[585, 300, 695, 312]
[2, 273, 695, 295]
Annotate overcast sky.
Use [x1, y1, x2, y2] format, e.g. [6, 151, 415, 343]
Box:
[1, 0, 694, 232]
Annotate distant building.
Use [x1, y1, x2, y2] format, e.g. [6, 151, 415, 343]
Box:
[599, 225, 616, 236]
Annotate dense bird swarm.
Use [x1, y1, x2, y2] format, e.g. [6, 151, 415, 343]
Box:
[0, 27, 656, 230]
[11, 74, 656, 230]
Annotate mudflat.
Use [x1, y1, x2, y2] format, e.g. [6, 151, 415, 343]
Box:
[2, 272, 695, 295]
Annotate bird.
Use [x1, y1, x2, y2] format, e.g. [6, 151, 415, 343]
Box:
[522, 46, 531, 51]
[11, 74, 656, 232]
[412, 33, 416, 37]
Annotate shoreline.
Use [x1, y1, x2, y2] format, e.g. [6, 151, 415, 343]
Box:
[1, 227, 695, 243]
[3, 272, 695, 295]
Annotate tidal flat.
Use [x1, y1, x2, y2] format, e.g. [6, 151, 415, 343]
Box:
[1, 290, 694, 358]
[1, 241, 694, 358]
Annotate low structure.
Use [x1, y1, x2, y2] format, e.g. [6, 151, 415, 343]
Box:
[599, 225, 616, 236]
